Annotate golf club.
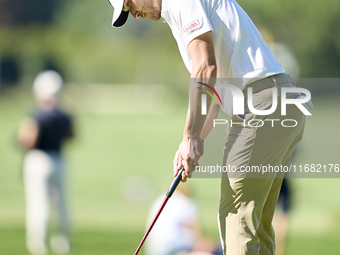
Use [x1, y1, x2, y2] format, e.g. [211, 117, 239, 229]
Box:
[133, 168, 185, 255]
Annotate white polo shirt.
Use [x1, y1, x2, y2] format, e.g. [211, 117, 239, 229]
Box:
[161, 0, 285, 84]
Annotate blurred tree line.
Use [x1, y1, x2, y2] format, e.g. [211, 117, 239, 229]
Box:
[0, 0, 339, 92]
[0, 0, 58, 25]
[241, 0, 340, 79]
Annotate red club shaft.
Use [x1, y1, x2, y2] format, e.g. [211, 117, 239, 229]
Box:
[133, 169, 184, 255]
[134, 196, 169, 255]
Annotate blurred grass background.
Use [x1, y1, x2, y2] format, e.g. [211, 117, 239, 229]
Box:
[0, 0, 340, 254]
[1, 86, 340, 254]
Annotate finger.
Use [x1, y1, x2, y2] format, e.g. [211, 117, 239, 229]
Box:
[181, 171, 187, 182]
[186, 166, 191, 179]
[175, 162, 183, 176]
[182, 159, 190, 177]
[173, 157, 178, 177]
[177, 154, 183, 170]
[173, 151, 182, 176]
[181, 160, 191, 180]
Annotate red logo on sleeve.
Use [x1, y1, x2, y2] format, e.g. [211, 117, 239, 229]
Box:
[182, 19, 202, 36]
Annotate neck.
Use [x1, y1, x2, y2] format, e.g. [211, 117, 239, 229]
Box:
[37, 97, 57, 110]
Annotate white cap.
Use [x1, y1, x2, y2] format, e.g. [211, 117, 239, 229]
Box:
[108, 0, 129, 27]
[33, 70, 63, 99]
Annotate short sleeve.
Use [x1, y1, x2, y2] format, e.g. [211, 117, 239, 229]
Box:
[171, 0, 213, 46]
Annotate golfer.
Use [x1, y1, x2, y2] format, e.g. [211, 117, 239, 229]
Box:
[108, 0, 306, 254]
[17, 70, 74, 255]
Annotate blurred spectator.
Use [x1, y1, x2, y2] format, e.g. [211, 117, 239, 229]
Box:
[17, 70, 74, 255]
[145, 185, 221, 255]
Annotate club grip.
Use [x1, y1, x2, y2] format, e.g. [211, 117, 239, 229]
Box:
[166, 168, 184, 198]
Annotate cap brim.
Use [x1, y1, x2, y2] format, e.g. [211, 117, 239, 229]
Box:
[112, 11, 129, 27]
[109, 0, 128, 27]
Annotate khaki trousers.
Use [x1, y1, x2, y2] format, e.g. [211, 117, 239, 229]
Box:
[218, 74, 306, 255]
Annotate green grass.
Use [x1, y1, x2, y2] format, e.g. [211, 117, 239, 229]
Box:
[0, 226, 144, 255]
[1, 226, 340, 255]
[0, 86, 340, 254]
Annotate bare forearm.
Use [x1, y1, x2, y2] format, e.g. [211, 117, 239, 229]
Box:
[183, 42, 217, 139]
[200, 102, 219, 141]
[173, 31, 217, 181]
